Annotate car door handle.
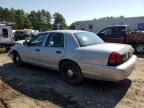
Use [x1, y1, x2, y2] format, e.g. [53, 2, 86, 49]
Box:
[35, 49, 40, 52]
[56, 51, 61, 54]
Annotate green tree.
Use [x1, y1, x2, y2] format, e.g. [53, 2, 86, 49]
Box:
[0, 7, 68, 31]
[2, 8, 11, 21]
[40, 10, 52, 31]
[15, 9, 25, 29]
[0, 7, 4, 21]
[28, 10, 38, 30]
[10, 8, 16, 22]
[53, 12, 67, 30]
[23, 16, 32, 28]
[69, 23, 75, 30]
[29, 10, 52, 31]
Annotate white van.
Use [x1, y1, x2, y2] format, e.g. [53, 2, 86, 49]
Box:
[0, 24, 14, 51]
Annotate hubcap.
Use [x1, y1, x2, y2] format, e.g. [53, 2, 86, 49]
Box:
[67, 70, 74, 78]
[136, 45, 144, 53]
[15, 56, 19, 61]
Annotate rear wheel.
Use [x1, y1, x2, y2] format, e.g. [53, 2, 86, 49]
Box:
[134, 44, 144, 54]
[61, 61, 83, 85]
[13, 52, 22, 66]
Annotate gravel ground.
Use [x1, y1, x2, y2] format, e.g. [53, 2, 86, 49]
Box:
[0, 53, 144, 108]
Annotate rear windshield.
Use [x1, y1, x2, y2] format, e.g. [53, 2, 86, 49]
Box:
[74, 32, 104, 47]
[14, 31, 30, 35]
[14, 31, 23, 35]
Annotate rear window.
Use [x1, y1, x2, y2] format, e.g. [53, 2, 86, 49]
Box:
[74, 32, 104, 47]
[2, 28, 8, 38]
[14, 31, 23, 35]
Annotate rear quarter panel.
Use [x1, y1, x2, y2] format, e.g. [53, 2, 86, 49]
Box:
[76, 49, 109, 66]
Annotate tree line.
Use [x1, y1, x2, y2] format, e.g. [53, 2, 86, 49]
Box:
[0, 7, 68, 31]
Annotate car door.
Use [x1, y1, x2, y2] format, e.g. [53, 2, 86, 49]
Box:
[19, 33, 48, 64]
[40, 32, 65, 69]
[110, 27, 125, 43]
[98, 27, 125, 43]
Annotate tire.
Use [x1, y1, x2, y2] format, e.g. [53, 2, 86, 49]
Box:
[134, 44, 144, 54]
[13, 52, 22, 66]
[61, 61, 83, 85]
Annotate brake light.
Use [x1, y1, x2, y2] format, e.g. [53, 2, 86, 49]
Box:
[108, 52, 122, 66]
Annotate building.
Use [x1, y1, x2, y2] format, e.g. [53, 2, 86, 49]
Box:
[73, 16, 144, 33]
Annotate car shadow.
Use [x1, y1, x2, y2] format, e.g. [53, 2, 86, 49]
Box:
[0, 62, 132, 108]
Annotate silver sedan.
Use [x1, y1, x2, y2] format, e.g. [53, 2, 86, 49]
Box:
[9, 30, 137, 84]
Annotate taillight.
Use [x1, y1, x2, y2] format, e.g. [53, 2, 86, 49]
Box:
[108, 52, 122, 66]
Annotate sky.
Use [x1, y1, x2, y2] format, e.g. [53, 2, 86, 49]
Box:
[0, 0, 144, 25]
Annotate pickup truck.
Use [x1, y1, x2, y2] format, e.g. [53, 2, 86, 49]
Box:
[97, 25, 144, 54]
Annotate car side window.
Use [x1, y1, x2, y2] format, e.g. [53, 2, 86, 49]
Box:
[30, 33, 47, 46]
[111, 27, 125, 36]
[101, 28, 112, 36]
[45, 33, 64, 48]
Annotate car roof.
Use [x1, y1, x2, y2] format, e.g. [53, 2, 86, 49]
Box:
[40, 30, 86, 34]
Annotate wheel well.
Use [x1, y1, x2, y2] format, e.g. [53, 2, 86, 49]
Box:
[129, 42, 144, 46]
[59, 59, 80, 70]
[11, 50, 18, 54]
[11, 50, 21, 58]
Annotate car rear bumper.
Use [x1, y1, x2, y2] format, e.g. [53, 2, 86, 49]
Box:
[79, 55, 137, 81]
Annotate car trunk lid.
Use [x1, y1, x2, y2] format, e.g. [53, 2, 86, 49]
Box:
[78, 43, 134, 65]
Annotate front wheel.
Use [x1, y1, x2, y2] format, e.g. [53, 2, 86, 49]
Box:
[134, 44, 144, 54]
[13, 52, 22, 66]
[61, 61, 83, 85]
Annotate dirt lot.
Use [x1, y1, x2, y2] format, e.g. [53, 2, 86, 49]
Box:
[0, 53, 144, 108]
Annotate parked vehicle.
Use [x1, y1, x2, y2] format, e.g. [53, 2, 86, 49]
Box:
[97, 25, 144, 54]
[13, 31, 33, 41]
[0, 24, 14, 51]
[9, 30, 137, 84]
[13, 29, 39, 41]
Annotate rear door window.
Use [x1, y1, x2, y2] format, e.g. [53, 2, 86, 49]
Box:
[45, 33, 64, 48]
[111, 27, 125, 36]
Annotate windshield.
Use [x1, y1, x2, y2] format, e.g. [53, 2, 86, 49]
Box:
[74, 32, 104, 47]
